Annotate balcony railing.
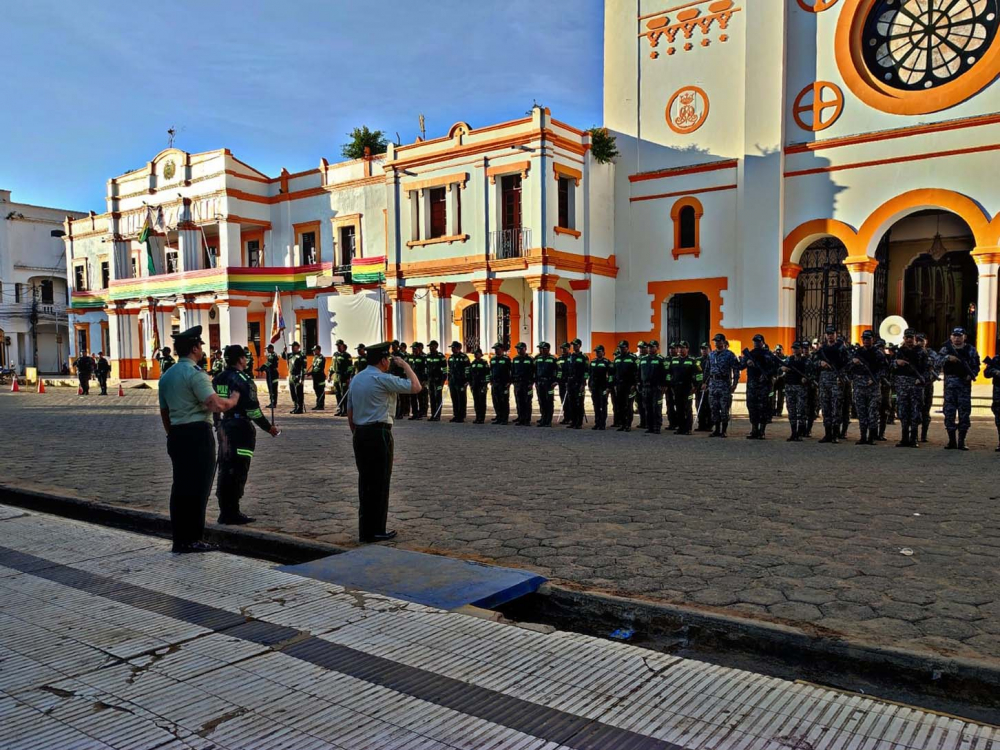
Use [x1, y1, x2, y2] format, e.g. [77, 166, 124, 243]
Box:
[490, 228, 531, 260]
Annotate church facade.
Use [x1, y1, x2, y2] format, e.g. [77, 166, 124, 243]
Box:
[66, 0, 1000, 376]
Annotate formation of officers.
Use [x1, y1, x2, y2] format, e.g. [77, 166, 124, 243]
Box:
[197, 323, 995, 452]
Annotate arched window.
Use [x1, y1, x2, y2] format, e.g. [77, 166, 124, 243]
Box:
[670, 197, 703, 259]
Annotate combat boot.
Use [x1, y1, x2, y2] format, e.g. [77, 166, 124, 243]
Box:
[896, 423, 910, 447]
[910, 425, 920, 447]
[920, 424, 929, 443]
[806, 420, 815, 437]
[856, 428, 868, 445]
[759, 423, 767, 439]
[710, 423, 722, 437]
[787, 425, 798, 442]
[945, 430, 958, 449]
[721, 419, 729, 437]
[818, 425, 832, 443]
[746, 424, 758, 439]
[958, 430, 969, 451]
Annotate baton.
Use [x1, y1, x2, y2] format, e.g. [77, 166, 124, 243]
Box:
[432, 389, 444, 420]
[556, 390, 568, 422]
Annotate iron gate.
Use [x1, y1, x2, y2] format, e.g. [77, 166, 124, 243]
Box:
[462, 303, 512, 352]
[872, 232, 890, 335]
[796, 237, 852, 342]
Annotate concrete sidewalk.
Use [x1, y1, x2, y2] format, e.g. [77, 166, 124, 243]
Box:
[1, 505, 996, 749]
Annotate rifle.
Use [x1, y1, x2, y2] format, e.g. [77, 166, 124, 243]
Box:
[893, 348, 925, 386]
[849, 348, 880, 386]
[816, 343, 849, 385]
[781, 356, 813, 385]
[942, 340, 976, 381]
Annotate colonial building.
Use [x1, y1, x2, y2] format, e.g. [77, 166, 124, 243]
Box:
[1, 190, 85, 373]
[67, 0, 1000, 376]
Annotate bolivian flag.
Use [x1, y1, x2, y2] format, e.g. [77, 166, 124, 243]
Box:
[352, 255, 385, 284]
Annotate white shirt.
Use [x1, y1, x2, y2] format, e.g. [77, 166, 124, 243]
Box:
[348, 367, 412, 425]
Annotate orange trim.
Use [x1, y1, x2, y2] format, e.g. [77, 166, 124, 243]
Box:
[631, 183, 736, 203]
[224, 169, 271, 184]
[648, 277, 727, 349]
[791, 82, 843, 133]
[486, 161, 530, 184]
[553, 163, 582, 186]
[555, 287, 577, 344]
[396, 116, 534, 153]
[430, 282, 456, 299]
[670, 196, 703, 260]
[226, 214, 272, 230]
[554, 226, 582, 239]
[402, 172, 469, 193]
[783, 218, 859, 265]
[972, 247, 1000, 265]
[525, 274, 560, 291]
[857, 189, 993, 256]
[550, 118, 587, 137]
[843, 255, 878, 274]
[389, 129, 588, 170]
[835, 0, 1000, 115]
[786, 112, 1000, 155]
[406, 234, 469, 248]
[293, 221, 322, 265]
[386, 287, 416, 302]
[666, 86, 709, 135]
[242, 229, 264, 267]
[781, 262, 803, 279]
[568, 279, 591, 291]
[389, 248, 618, 280]
[216, 298, 253, 308]
[785, 142, 1000, 178]
[227, 186, 327, 205]
[978, 321, 997, 369]
[471, 279, 503, 294]
[629, 159, 738, 183]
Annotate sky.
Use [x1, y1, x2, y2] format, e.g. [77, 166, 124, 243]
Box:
[0, 0, 604, 213]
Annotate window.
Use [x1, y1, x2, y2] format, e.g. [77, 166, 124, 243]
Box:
[204, 245, 218, 269]
[679, 206, 696, 248]
[100, 260, 110, 289]
[40, 280, 54, 304]
[558, 177, 573, 229]
[14, 283, 21, 303]
[248, 321, 262, 358]
[339, 225, 356, 266]
[76, 327, 88, 355]
[501, 175, 522, 230]
[302, 232, 317, 265]
[165, 250, 179, 274]
[302, 318, 317, 352]
[131, 255, 139, 279]
[670, 196, 703, 260]
[73, 262, 87, 291]
[247, 239, 261, 268]
[429, 187, 447, 239]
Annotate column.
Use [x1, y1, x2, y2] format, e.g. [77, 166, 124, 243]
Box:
[527, 274, 558, 348]
[111, 237, 130, 281]
[430, 283, 455, 345]
[779, 262, 801, 343]
[217, 220, 242, 268]
[844, 255, 878, 343]
[222, 301, 249, 349]
[472, 279, 500, 351]
[569, 280, 591, 352]
[177, 228, 201, 272]
[973, 247, 1000, 370]
[389, 287, 416, 344]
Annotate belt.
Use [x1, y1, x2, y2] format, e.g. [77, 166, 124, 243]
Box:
[355, 422, 391, 431]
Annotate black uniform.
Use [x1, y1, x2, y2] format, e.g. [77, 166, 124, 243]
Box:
[212, 367, 273, 521]
[469, 356, 490, 423]
[534, 352, 559, 426]
[330, 349, 353, 415]
[490, 351, 512, 424]
[612, 350, 638, 431]
[696, 350, 712, 430]
[511, 351, 534, 425]
[284, 349, 307, 414]
[408, 351, 429, 419]
[258, 351, 280, 408]
[588, 355, 613, 430]
[447, 351, 470, 422]
[667, 355, 703, 434]
[984, 355, 1000, 449]
[556, 351, 570, 424]
[564, 351, 589, 428]
[310, 352, 327, 410]
[96, 356, 111, 395]
[425, 349, 448, 420]
[74, 355, 95, 394]
[638, 352, 667, 433]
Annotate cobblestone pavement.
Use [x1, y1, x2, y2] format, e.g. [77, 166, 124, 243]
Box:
[2, 387, 1000, 668]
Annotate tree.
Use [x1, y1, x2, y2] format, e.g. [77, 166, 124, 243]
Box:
[341, 126, 388, 160]
[587, 127, 620, 164]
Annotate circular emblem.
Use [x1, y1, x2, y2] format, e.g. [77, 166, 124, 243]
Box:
[665, 86, 710, 135]
[792, 82, 845, 131]
[836, 0, 1000, 114]
[163, 160, 176, 180]
[796, 0, 839, 10]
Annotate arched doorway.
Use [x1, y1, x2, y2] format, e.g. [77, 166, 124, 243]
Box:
[461, 303, 512, 352]
[796, 237, 852, 341]
[664, 292, 710, 348]
[555, 301, 568, 346]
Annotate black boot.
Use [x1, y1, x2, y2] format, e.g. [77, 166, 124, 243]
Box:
[896, 423, 910, 447]
[910, 425, 920, 447]
[787, 425, 798, 442]
[920, 424, 929, 443]
[958, 430, 969, 451]
[840, 424, 848, 439]
[746, 424, 758, 439]
[759, 423, 767, 439]
[945, 430, 957, 449]
[796, 422, 807, 440]
[876, 418, 888, 441]
[830, 425, 839, 444]
[721, 419, 729, 437]
[818, 425, 832, 443]
[856, 427, 868, 445]
[806, 420, 815, 437]
[710, 423, 722, 437]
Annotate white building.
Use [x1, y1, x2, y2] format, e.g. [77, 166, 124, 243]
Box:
[66, 0, 1000, 377]
[0, 190, 85, 373]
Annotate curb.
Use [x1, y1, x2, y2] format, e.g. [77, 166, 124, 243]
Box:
[2, 483, 998, 711]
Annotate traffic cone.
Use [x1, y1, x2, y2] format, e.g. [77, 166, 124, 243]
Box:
[118, 383, 125, 397]
[10, 378, 19, 393]
[37, 379, 45, 394]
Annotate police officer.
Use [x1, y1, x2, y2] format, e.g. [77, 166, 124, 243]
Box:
[613, 340, 638, 432]
[664, 341, 679, 430]
[283, 341, 307, 414]
[781, 341, 812, 441]
[158, 326, 239, 553]
[771, 344, 786, 419]
[157, 346, 176, 374]
[813, 326, 849, 444]
[490, 342, 512, 425]
[893, 329, 927, 448]
[310, 345, 327, 410]
[355, 344, 368, 375]
[939, 326, 980, 450]
[740, 334, 778, 439]
[696, 343, 712, 431]
[329, 340, 353, 416]
[984, 352, 1000, 451]
[447, 341, 470, 423]
[210, 349, 225, 377]
[408, 342, 428, 419]
[258, 344, 280, 409]
[244, 346, 255, 378]
[589, 345, 613, 430]
[556, 343, 571, 423]
[469, 348, 491, 424]
[425, 340, 447, 421]
[73, 351, 96, 395]
[95, 351, 111, 395]
[805, 337, 821, 436]
[534, 342, 559, 427]
[705, 334, 740, 437]
[212, 344, 280, 525]
[511, 342, 534, 426]
[667, 340, 702, 435]
[876, 339, 893, 441]
[915, 333, 939, 443]
[565, 339, 589, 429]
[394, 342, 412, 419]
[639, 340, 667, 434]
[849, 330, 886, 446]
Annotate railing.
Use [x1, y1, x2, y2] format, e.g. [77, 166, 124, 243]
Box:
[489, 228, 530, 260]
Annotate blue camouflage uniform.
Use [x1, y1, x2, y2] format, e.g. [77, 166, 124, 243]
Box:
[706, 345, 740, 435]
[938, 336, 980, 441]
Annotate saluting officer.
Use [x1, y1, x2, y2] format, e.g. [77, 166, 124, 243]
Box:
[447, 341, 470, 423]
[849, 330, 887, 445]
[425, 340, 448, 421]
[212, 344, 280, 525]
[511, 342, 534, 426]
[408, 342, 429, 419]
[635, 341, 649, 429]
[283, 341, 307, 414]
[310, 345, 327, 410]
[667, 340, 702, 435]
[469, 348, 491, 424]
[639, 340, 667, 434]
[589, 345, 613, 430]
[556, 343, 571, 424]
[490, 343, 512, 425]
[534, 342, 559, 427]
[939, 326, 980, 450]
[612, 340, 638, 432]
[329, 340, 353, 416]
[565, 339, 589, 429]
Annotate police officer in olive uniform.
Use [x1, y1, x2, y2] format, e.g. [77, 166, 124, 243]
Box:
[469, 348, 491, 424]
[556, 343, 571, 423]
[395, 342, 413, 419]
[425, 340, 447, 421]
[355, 344, 368, 375]
[667, 340, 703, 435]
[534, 342, 559, 427]
[213, 344, 280, 525]
[511, 342, 534, 426]
[849, 330, 887, 446]
[893, 329, 927, 448]
[696, 343, 712, 431]
[329, 340, 353, 416]
[639, 340, 667, 434]
[408, 342, 428, 419]
[565, 339, 589, 429]
[447, 341, 470, 423]
[257, 344, 280, 409]
[244, 346, 255, 378]
[589, 345, 614, 430]
[939, 326, 980, 450]
[210, 349, 225, 377]
[283, 341, 307, 414]
[490, 343, 512, 425]
[705, 334, 740, 437]
[157, 347, 176, 374]
[740, 334, 779, 440]
[635, 341, 649, 429]
[310, 345, 327, 410]
[613, 340, 638, 431]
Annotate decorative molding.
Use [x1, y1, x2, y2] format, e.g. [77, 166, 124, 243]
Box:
[843, 255, 879, 274]
[670, 196, 704, 260]
[553, 226, 582, 238]
[406, 233, 469, 248]
[568, 279, 591, 291]
[553, 163, 582, 187]
[486, 160, 530, 185]
[629, 159, 737, 183]
[402, 172, 469, 193]
[781, 262, 803, 279]
[639, 1, 741, 58]
[525, 274, 560, 291]
[666, 86, 710, 135]
[471, 278, 502, 294]
[792, 82, 844, 132]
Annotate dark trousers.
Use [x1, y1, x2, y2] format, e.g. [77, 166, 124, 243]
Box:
[289, 380, 305, 412]
[536, 381, 555, 425]
[696, 388, 712, 430]
[592, 387, 609, 428]
[352, 423, 394, 541]
[449, 383, 467, 421]
[558, 383, 568, 422]
[167, 422, 217, 545]
[266, 372, 279, 407]
[472, 385, 488, 422]
[415, 384, 429, 418]
[334, 377, 350, 415]
[567, 384, 585, 427]
[312, 375, 326, 409]
[664, 387, 675, 428]
[78, 374, 90, 395]
[514, 381, 532, 424]
[614, 385, 633, 428]
[636, 385, 647, 426]
[673, 385, 693, 432]
[922, 382, 934, 431]
[492, 384, 510, 423]
[97, 375, 108, 395]
[429, 381, 444, 419]
[642, 386, 662, 430]
[216, 419, 255, 518]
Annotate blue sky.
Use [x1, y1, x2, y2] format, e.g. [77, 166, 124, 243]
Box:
[0, 0, 604, 213]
